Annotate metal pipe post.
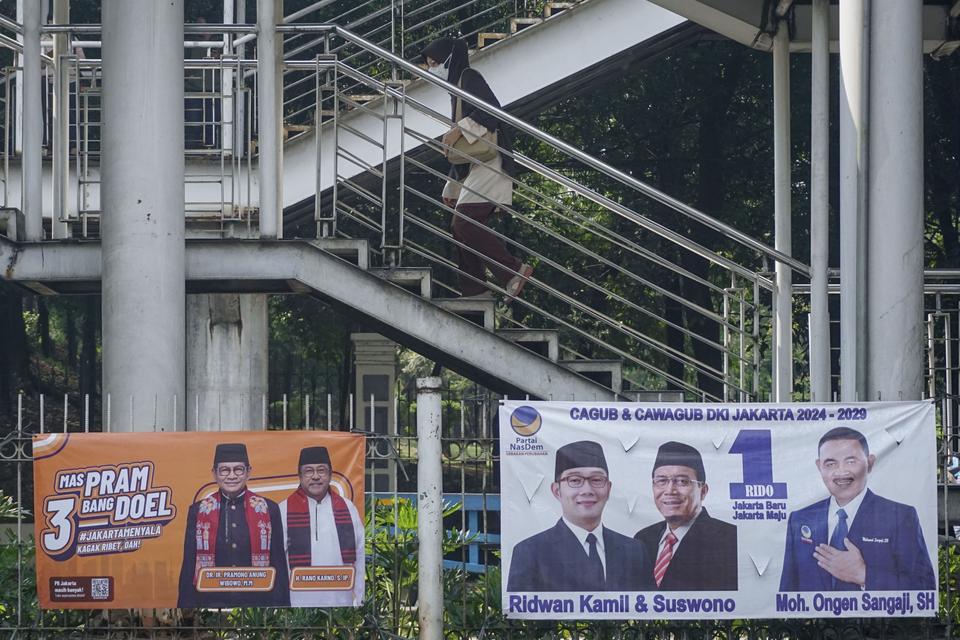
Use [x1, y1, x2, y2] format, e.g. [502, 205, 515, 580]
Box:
[809, 0, 830, 401]
[101, 0, 185, 430]
[866, 0, 924, 401]
[257, 0, 283, 238]
[839, 0, 868, 401]
[22, 0, 41, 240]
[14, 0, 22, 155]
[416, 376, 443, 640]
[52, 0, 70, 239]
[772, 27, 792, 402]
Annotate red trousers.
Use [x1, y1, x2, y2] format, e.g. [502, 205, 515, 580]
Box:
[452, 203, 521, 296]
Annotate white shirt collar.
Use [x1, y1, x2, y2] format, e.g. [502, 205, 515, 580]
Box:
[828, 488, 867, 536]
[561, 516, 604, 553]
[658, 507, 702, 548]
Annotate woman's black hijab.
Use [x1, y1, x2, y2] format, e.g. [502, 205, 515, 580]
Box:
[421, 38, 470, 118]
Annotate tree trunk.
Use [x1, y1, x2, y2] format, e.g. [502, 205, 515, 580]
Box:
[66, 304, 77, 374]
[38, 298, 51, 358]
[79, 297, 99, 399]
[0, 283, 32, 415]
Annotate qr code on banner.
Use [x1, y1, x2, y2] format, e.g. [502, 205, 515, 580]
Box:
[90, 578, 110, 600]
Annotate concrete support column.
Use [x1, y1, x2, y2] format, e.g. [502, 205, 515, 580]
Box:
[186, 294, 269, 430]
[416, 376, 443, 640]
[809, 0, 830, 401]
[839, 0, 867, 401]
[22, 0, 42, 240]
[257, 0, 283, 238]
[101, 0, 185, 431]
[772, 27, 792, 402]
[866, 1, 924, 401]
[52, 0, 71, 239]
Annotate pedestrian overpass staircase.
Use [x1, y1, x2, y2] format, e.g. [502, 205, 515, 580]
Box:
[0, 0, 809, 402]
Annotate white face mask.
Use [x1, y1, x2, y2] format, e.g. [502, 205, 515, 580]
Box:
[426, 52, 452, 81]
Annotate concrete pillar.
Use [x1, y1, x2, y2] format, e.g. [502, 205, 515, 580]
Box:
[352, 332, 397, 492]
[808, 0, 830, 402]
[866, 1, 924, 401]
[772, 27, 792, 402]
[416, 376, 443, 640]
[186, 294, 269, 430]
[257, 0, 283, 238]
[839, 0, 867, 401]
[22, 0, 41, 240]
[101, 0, 185, 431]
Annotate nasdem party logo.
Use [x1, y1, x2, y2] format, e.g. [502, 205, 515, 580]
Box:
[510, 406, 542, 437]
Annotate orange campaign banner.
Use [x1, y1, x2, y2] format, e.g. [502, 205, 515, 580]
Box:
[32, 431, 366, 609]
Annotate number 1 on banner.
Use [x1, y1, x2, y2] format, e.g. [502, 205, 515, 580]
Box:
[728, 429, 788, 499]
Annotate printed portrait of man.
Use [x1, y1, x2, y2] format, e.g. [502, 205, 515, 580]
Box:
[278, 446, 365, 607]
[779, 426, 935, 592]
[634, 440, 738, 591]
[177, 443, 290, 608]
[507, 440, 654, 592]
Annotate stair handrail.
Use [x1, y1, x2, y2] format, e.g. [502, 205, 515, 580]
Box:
[307, 24, 810, 277]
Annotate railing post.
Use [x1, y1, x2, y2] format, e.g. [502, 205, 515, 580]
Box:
[52, 0, 71, 239]
[809, 0, 830, 402]
[257, 0, 283, 238]
[772, 24, 792, 402]
[22, 0, 42, 240]
[839, 0, 868, 402]
[416, 376, 443, 640]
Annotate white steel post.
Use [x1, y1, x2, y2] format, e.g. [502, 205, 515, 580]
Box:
[416, 376, 443, 640]
[772, 26, 792, 402]
[101, 0, 186, 431]
[866, 0, 924, 401]
[222, 0, 234, 156]
[257, 0, 283, 238]
[52, 0, 70, 239]
[809, 0, 830, 401]
[839, 0, 868, 402]
[14, 0, 23, 155]
[22, 0, 42, 240]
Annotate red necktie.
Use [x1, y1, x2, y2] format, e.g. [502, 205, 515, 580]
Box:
[654, 531, 677, 586]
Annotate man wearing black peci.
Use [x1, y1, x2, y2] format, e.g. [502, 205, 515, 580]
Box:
[507, 440, 654, 591]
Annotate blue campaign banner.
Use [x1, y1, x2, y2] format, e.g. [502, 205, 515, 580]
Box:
[499, 401, 938, 620]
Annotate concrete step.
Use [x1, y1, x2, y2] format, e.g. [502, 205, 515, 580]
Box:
[369, 267, 432, 298]
[477, 32, 508, 49]
[435, 298, 495, 331]
[496, 328, 559, 362]
[623, 389, 685, 402]
[309, 238, 369, 269]
[559, 359, 622, 393]
[544, 2, 576, 18]
[510, 17, 543, 34]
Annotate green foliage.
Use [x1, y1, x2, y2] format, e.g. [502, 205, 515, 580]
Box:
[940, 543, 960, 625]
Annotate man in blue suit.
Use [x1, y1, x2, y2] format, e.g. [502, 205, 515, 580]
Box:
[507, 440, 654, 591]
[779, 427, 935, 591]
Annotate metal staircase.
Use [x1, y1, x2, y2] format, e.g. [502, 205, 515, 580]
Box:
[0, 1, 809, 402]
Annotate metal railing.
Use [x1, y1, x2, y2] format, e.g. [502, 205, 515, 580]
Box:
[0, 16, 806, 400]
[288, 29, 803, 402]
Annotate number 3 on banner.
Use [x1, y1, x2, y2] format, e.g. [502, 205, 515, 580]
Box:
[42, 496, 78, 559]
[728, 429, 788, 499]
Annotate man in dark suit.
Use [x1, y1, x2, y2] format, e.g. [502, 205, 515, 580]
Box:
[635, 441, 738, 591]
[507, 440, 654, 591]
[779, 427, 935, 591]
[177, 443, 290, 607]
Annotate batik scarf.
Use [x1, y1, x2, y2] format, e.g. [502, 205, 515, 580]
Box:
[193, 491, 273, 584]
